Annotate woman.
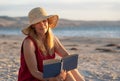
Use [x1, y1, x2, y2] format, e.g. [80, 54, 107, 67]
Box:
[18, 7, 85, 81]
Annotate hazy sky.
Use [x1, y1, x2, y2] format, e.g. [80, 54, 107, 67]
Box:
[0, 0, 120, 20]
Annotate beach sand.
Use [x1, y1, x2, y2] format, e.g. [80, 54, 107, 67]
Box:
[0, 35, 120, 81]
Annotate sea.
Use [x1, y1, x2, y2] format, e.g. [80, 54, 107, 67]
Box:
[0, 26, 120, 38]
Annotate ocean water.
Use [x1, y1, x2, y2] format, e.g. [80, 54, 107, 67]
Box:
[53, 26, 120, 38]
[0, 26, 120, 38]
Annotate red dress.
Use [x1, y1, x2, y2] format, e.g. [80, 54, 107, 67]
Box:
[18, 36, 55, 81]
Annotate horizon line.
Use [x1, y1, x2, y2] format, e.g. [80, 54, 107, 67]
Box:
[0, 15, 120, 21]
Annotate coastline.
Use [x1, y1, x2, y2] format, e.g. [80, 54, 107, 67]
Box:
[0, 35, 120, 81]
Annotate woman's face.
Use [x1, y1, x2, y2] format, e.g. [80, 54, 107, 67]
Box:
[33, 19, 49, 35]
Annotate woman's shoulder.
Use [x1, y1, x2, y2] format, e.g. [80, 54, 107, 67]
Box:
[54, 36, 61, 43]
[53, 35, 58, 41]
[23, 36, 34, 47]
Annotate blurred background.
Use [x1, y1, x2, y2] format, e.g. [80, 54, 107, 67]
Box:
[0, 0, 120, 38]
[0, 0, 120, 20]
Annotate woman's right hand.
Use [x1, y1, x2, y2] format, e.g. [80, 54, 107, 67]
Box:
[56, 70, 67, 81]
[45, 70, 67, 81]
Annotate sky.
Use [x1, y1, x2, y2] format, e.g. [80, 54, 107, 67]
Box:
[0, 0, 120, 20]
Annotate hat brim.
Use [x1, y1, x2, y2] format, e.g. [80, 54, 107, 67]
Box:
[22, 15, 58, 35]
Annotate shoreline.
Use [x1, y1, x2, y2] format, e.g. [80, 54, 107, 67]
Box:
[0, 35, 120, 81]
[1, 34, 120, 40]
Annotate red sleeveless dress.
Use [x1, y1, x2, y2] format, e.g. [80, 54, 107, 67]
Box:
[18, 36, 55, 81]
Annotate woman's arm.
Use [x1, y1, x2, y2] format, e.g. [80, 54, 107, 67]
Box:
[23, 38, 45, 81]
[54, 36, 70, 57]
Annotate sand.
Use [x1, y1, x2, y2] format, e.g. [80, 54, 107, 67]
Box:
[0, 35, 120, 81]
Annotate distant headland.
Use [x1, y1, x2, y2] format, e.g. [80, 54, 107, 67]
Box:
[0, 16, 120, 28]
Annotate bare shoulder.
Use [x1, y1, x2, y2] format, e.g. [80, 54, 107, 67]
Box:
[54, 36, 59, 42]
[23, 38, 35, 50]
[54, 36, 62, 47]
[54, 36, 58, 45]
[24, 38, 33, 45]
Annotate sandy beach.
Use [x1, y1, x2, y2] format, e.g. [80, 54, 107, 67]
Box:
[0, 35, 120, 81]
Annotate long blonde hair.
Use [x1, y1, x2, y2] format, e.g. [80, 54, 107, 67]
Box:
[29, 27, 54, 56]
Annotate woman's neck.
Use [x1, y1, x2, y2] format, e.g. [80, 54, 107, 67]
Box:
[37, 33, 46, 41]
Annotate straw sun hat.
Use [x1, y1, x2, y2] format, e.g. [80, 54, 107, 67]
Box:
[22, 7, 59, 35]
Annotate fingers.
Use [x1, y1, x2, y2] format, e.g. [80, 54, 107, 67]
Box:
[59, 70, 67, 80]
[61, 70, 66, 74]
[56, 76, 64, 81]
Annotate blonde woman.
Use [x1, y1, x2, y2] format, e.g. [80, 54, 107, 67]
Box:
[18, 7, 85, 81]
